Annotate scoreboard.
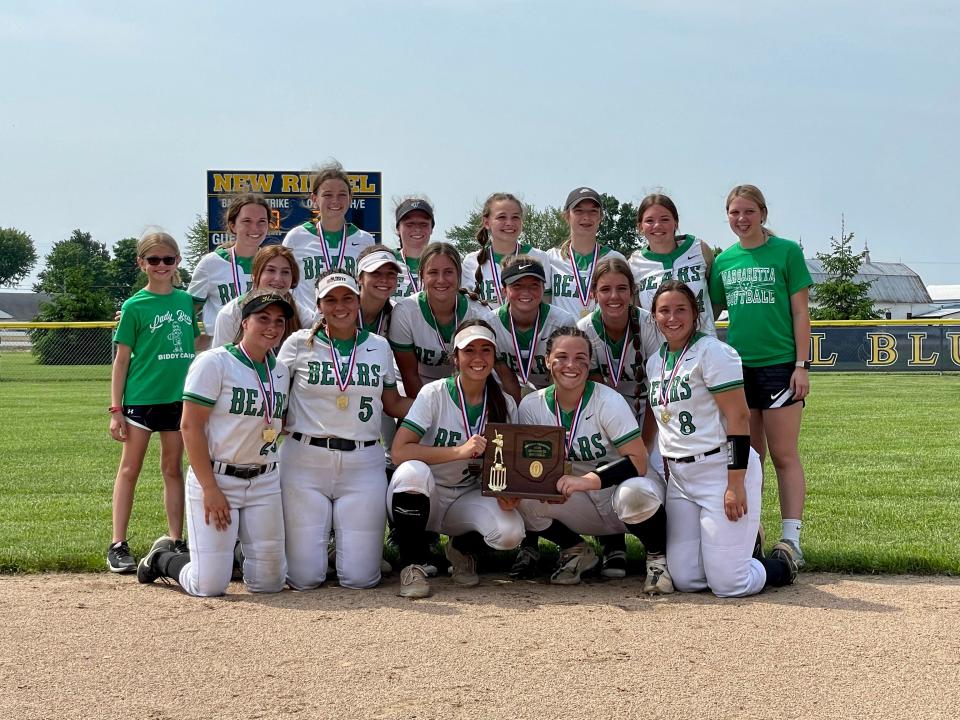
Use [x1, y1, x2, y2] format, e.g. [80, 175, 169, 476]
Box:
[206, 170, 382, 251]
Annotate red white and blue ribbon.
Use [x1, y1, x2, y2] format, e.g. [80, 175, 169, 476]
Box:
[320, 224, 348, 271]
[508, 307, 542, 385]
[568, 244, 600, 310]
[237, 341, 275, 427]
[329, 329, 359, 393]
[554, 390, 587, 460]
[456, 376, 488, 437]
[601, 322, 632, 389]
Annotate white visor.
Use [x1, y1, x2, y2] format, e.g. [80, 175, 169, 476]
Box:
[453, 324, 497, 350]
[316, 273, 360, 300]
[357, 250, 403, 275]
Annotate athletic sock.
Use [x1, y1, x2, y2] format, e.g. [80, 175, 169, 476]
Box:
[157, 551, 190, 582]
[520, 531, 541, 550]
[626, 505, 667, 556]
[451, 531, 487, 556]
[598, 533, 626, 554]
[781, 519, 802, 544]
[761, 556, 791, 587]
[391, 491, 431, 567]
[540, 521, 584, 551]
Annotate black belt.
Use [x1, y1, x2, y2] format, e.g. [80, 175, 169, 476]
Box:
[291, 432, 378, 452]
[211, 461, 277, 479]
[668, 446, 724, 464]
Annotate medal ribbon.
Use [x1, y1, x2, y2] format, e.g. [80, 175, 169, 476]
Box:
[508, 307, 542, 385]
[328, 330, 359, 393]
[553, 390, 587, 460]
[601, 322, 632, 389]
[319, 224, 348, 271]
[237, 342, 275, 426]
[657, 340, 692, 415]
[456, 376, 488, 437]
[401, 249, 420, 294]
[426, 299, 453, 359]
[486, 242, 518, 305]
[229, 247, 243, 299]
[568, 244, 600, 309]
[357, 307, 386, 335]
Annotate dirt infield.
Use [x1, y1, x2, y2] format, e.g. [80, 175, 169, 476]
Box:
[2, 572, 958, 720]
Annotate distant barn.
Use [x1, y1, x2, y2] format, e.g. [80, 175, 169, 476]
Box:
[0, 292, 51, 321]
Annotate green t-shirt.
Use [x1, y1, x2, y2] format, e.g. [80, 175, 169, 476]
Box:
[114, 288, 200, 404]
[708, 236, 812, 367]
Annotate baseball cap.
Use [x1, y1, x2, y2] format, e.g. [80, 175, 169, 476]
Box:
[453, 324, 497, 350]
[357, 249, 403, 275]
[241, 289, 294, 319]
[501, 259, 546, 286]
[564, 187, 603, 211]
[395, 198, 435, 227]
[315, 272, 360, 300]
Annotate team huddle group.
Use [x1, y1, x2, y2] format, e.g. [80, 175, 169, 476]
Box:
[107, 161, 814, 600]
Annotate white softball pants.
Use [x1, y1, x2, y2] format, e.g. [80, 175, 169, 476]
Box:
[179, 466, 286, 597]
[280, 439, 387, 590]
[387, 460, 525, 550]
[665, 449, 766, 598]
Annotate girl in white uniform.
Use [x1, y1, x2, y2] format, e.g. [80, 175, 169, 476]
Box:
[282, 161, 376, 319]
[576, 257, 663, 579]
[629, 194, 717, 335]
[389, 242, 521, 401]
[461, 193, 553, 308]
[390, 320, 525, 598]
[189, 194, 269, 349]
[136, 291, 294, 596]
[517, 328, 672, 592]
[277, 271, 411, 590]
[646, 280, 797, 596]
[546, 187, 626, 320]
[392, 197, 435, 299]
[212, 245, 309, 347]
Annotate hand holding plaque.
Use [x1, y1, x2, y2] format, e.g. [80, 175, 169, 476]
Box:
[480, 423, 567, 501]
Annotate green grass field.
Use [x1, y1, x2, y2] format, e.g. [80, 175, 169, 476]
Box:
[2, 351, 958, 574]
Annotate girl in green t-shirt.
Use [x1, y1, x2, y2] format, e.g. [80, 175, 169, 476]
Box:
[708, 185, 812, 567]
[108, 232, 198, 574]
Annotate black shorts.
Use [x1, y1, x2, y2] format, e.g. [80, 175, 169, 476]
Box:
[122, 402, 183, 432]
[742, 362, 804, 411]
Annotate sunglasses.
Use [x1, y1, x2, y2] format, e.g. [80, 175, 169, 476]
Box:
[142, 256, 178, 266]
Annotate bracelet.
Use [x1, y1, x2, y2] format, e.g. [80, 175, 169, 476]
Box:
[108, 406, 122, 414]
[726, 435, 751, 470]
[795, 360, 811, 370]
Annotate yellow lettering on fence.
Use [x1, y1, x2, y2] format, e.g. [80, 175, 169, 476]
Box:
[866, 333, 897, 366]
[809, 333, 838, 366]
[907, 332, 939, 367]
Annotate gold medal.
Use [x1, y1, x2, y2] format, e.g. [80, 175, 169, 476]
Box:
[580, 307, 590, 319]
[336, 394, 349, 410]
[262, 427, 277, 443]
[660, 410, 671, 424]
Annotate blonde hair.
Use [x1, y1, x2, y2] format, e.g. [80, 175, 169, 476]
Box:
[726, 184, 773, 239]
[137, 231, 183, 287]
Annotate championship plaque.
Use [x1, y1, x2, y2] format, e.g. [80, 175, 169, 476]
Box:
[480, 423, 566, 501]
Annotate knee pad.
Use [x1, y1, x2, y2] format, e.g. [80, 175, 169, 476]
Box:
[389, 460, 434, 497]
[484, 514, 525, 551]
[612, 477, 665, 525]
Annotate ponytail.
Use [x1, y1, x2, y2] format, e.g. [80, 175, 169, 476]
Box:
[484, 374, 509, 424]
[627, 305, 645, 419]
[474, 225, 490, 298]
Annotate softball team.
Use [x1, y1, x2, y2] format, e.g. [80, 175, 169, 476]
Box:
[461, 193, 553, 308]
[108, 232, 197, 572]
[137, 291, 293, 595]
[125, 173, 809, 601]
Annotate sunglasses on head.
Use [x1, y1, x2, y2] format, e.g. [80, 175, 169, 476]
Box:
[143, 256, 177, 266]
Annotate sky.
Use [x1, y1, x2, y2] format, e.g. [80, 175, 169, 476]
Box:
[2, 0, 958, 289]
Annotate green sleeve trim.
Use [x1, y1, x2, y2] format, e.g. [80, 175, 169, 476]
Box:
[400, 419, 425, 437]
[384, 381, 397, 389]
[708, 379, 744, 393]
[612, 427, 642, 447]
[183, 392, 216, 407]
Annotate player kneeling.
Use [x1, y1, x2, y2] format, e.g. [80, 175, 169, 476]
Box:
[390, 321, 525, 598]
[138, 291, 293, 596]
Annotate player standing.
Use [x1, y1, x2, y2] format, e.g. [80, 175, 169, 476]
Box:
[107, 232, 198, 572]
[709, 185, 812, 565]
[646, 280, 798, 595]
[136, 291, 294, 595]
[392, 197, 435, 299]
[277, 271, 411, 589]
[389, 320, 525, 598]
[460, 193, 553, 308]
[546, 187, 626, 320]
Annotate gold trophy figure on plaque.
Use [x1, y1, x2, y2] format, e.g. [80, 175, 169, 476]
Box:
[487, 430, 507, 492]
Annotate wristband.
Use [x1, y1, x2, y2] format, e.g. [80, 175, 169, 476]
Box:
[726, 435, 750, 470]
[794, 360, 810, 370]
[108, 406, 122, 414]
[594, 457, 637, 488]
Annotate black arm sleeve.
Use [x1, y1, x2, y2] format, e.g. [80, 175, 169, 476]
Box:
[594, 457, 638, 489]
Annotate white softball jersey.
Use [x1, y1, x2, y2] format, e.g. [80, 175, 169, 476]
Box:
[546, 245, 627, 320]
[187, 249, 253, 335]
[577, 307, 661, 410]
[629, 235, 717, 336]
[399, 377, 519, 489]
[645, 333, 744, 458]
[518, 381, 642, 477]
[211, 294, 315, 349]
[388, 292, 494, 385]
[461, 244, 554, 308]
[276, 328, 396, 442]
[492, 302, 576, 391]
[181, 345, 290, 466]
[282, 222, 376, 316]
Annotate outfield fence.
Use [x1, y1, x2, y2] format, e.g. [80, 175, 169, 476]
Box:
[2, 320, 959, 383]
